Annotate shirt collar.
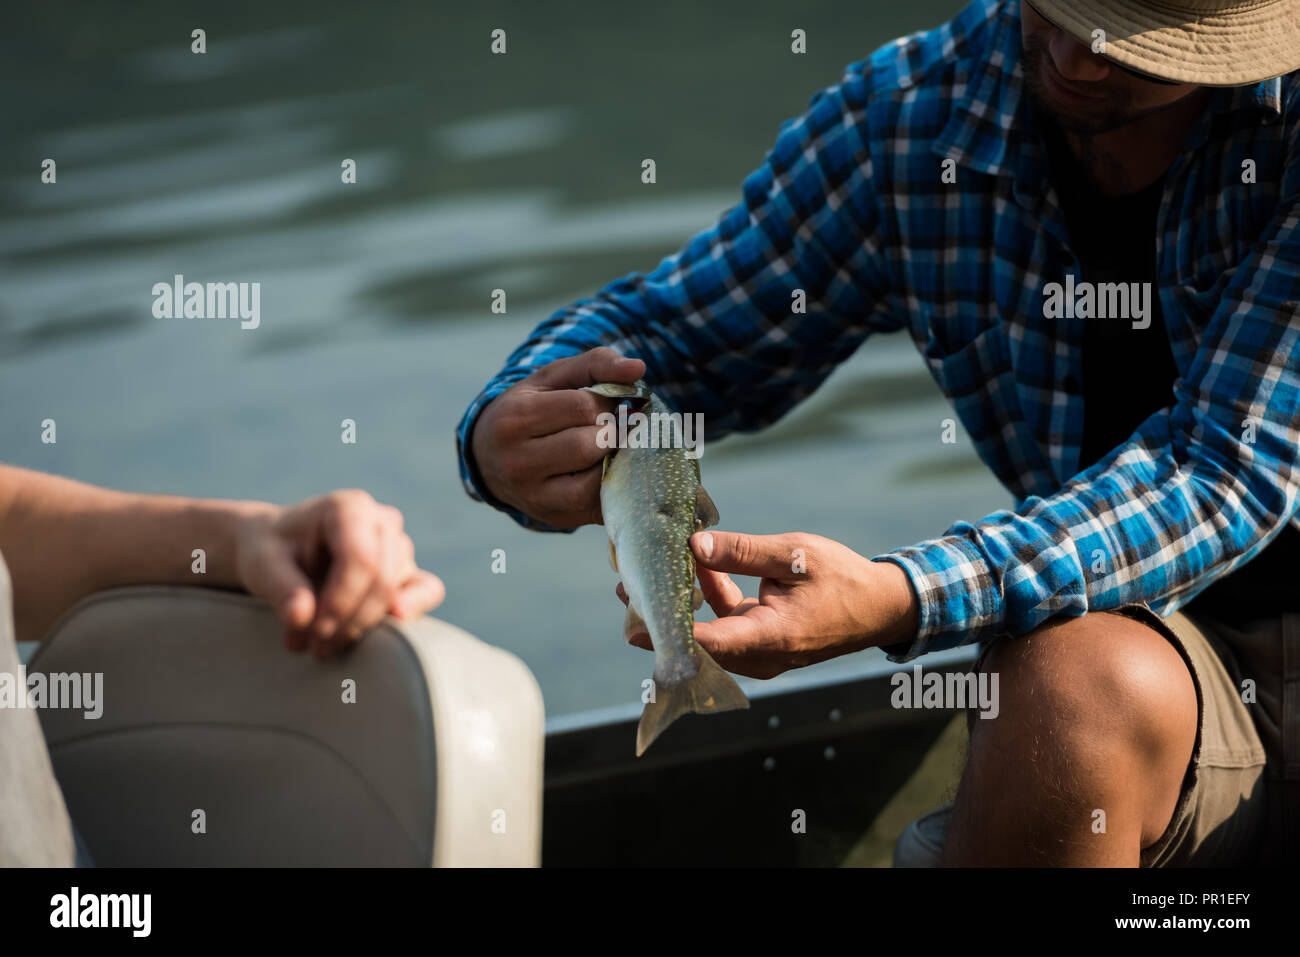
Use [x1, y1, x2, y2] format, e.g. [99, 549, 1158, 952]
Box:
[1228, 76, 1284, 119]
[933, 2, 1034, 181]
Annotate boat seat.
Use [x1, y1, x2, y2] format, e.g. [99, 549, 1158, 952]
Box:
[30, 586, 543, 867]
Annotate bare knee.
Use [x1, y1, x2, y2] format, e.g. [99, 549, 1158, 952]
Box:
[985, 613, 1194, 750]
[970, 612, 1197, 846]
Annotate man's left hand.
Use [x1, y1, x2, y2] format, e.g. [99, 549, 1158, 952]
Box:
[620, 531, 920, 679]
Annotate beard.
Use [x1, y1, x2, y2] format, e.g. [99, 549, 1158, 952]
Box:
[1020, 31, 1136, 135]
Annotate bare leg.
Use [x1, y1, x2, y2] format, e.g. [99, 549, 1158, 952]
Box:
[942, 612, 1197, 866]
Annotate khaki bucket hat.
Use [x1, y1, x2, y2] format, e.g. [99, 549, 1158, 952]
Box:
[1028, 0, 1300, 86]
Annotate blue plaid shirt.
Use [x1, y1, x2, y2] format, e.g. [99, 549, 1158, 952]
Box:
[457, 0, 1300, 662]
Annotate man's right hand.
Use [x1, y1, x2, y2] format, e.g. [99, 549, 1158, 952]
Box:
[470, 347, 646, 528]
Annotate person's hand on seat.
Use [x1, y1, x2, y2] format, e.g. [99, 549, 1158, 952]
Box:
[234, 490, 445, 658]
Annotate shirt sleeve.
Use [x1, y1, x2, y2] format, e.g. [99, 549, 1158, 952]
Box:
[877, 145, 1300, 662]
[456, 64, 902, 530]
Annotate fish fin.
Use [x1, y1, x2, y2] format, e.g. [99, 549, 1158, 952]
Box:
[636, 650, 749, 756]
[582, 381, 652, 401]
[623, 603, 648, 643]
[691, 586, 704, 611]
[608, 540, 618, 572]
[694, 486, 720, 530]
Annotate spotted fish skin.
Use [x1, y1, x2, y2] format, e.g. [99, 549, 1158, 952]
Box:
[586, 382, 749, 756]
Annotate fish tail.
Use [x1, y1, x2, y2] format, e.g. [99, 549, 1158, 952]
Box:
[636, 651, 748, 756]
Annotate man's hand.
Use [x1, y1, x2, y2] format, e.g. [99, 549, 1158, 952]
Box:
[620, 530, 920, 679]
[234, 490, 445, 658]
[470, 347, 645, 528]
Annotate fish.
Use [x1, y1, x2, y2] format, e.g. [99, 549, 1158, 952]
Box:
[583, 380, 749, 755]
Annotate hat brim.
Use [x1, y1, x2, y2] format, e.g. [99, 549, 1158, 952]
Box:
[1029, 0, 1300, 86]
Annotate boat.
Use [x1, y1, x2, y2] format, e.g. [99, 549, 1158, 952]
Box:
[22, 586, 972, 867]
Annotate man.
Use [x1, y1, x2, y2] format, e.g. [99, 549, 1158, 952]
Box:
[1, 464, 445, 865]
[458, 0, 1298, 865]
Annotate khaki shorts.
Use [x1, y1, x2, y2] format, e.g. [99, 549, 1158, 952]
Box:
[973, 602, 1296, 866]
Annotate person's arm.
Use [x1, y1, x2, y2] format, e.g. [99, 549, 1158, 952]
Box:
[0, 465, 444, 650]
[878, 174, 1300, 660]
[622, 130, 1300, 677]
[458, 60, 901, 531]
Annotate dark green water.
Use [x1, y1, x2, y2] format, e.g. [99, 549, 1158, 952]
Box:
[0, 0, 1006, 718]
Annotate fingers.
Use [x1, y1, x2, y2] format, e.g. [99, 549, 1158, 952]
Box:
[614, 582, 654, 650]
[526, 425, 613, 477]
[692, 610, 784, 678]
[616, 529, 809, 681]
[250, 491, 444, 659]
[521, 390, 625, 438]
[621, 603, 776, 678]
[696, 563, 745, 618]
[312, 499, 381, 639]
[524, 347, 645, 392]
[475, 349, 642, 526]
[619, 553, 748, 632]
[392, 569, 446, 619]
[479, 414, 609, 528]
[237, 530, 317, 652]
[489, 391, 618, 445]
[320, 519, 401, 657]
[312, 499, 452, 658]
[619, 567, 746, 619]
[691, 530, 801, 581]
[617, 575, 760, 657]
[245, 539, 317, 631]
[536, 465, 605, 527]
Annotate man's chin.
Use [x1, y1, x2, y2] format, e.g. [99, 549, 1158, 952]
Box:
[1028, 88, 1129, 134]
[1047, 111, 1123, 135]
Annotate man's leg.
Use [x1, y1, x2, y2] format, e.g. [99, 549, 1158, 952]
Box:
[941, 611, 1197, 866]
[0, 550, 76, 866]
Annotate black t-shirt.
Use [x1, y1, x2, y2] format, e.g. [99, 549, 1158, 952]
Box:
[1044, 122, 1300, 620]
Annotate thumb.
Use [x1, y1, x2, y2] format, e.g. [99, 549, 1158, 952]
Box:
[527, 347, 645, 391]
[247, 542, 317, 629]
[691, 531, 799, 580]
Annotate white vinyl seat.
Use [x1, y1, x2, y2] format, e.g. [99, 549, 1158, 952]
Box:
[30, 586, 543, 867]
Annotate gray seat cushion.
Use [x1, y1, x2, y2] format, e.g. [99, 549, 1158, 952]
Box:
[30, 586, 543, 866]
